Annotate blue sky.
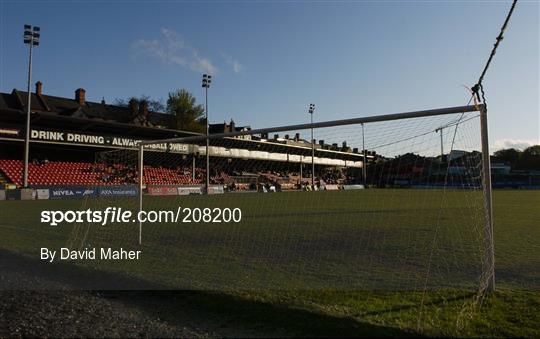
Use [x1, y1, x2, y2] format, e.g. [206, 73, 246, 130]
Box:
[0, 0, 538, 151]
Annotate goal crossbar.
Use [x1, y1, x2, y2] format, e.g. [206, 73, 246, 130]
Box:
[140, 104, 484, 145]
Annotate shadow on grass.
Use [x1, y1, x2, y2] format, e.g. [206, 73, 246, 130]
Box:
[0, 248, 422, 337]
[357, 291, 477, 317]
[102, 290, 422, 337]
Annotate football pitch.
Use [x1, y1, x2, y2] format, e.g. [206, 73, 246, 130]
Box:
[0, 189, 538, 337]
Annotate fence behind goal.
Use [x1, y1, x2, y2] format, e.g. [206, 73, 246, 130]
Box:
[70, 105, 493, 302]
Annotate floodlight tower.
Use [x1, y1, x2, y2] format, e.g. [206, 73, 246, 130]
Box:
[308, 103, 315, 188]
[22, 24, 40, 188]
[202, 74, 212, 194]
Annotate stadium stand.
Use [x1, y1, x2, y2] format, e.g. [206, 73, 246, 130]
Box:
[0, 159, 332, 188]
[0, 159, 204, 186]
[0, 82, 366, 193]
[0, 157, 240, 189]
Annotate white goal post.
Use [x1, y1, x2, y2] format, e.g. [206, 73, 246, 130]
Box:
[135, 103, 494, 293]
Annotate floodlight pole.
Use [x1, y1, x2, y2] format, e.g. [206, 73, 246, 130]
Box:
[205, 85, 209, 193]
[479, 105, 495, 292]
[311, 113, 314, 187]
[202, 74, 212, 194]
[23, 42, 33, 188]
[309, 104, 315, 188]
[23, 25, 39, 188]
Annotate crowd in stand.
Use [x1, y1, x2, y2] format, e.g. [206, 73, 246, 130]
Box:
[31, 158, 49, 166]
[319, 168, 348, 184]
[82, 163, 139, 184]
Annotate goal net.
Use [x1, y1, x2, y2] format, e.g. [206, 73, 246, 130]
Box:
[69, 104, 493, 326]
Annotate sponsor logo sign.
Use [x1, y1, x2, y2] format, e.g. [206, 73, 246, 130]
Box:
[36, 188, 50, 200]
[97, 186, 138, 197]
[49, 186, 97, 199]
[208, 185, 225, 195]
[147, 186, 180, 196]
[178, 186, 203, 195]
[0, 128, 20, 136]
[5, 189, 21, 200]
[20, 188, 35, 200]
[343, 184, 365, 190]
[22, 129, 189, 153]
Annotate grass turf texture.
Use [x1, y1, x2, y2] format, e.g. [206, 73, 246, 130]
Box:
[0, 189, 538, 337]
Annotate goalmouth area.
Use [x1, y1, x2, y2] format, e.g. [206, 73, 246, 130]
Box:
[0, 104, 538, 336]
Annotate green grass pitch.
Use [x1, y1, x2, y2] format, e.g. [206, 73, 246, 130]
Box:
[0, 189, 538, 337]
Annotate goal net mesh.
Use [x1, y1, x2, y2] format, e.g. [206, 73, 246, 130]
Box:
[69, 109, 489, 325]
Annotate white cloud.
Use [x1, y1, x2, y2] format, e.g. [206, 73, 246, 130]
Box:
[220, 52, 243, 73]
[492, 138, 539, 151]
[131, 28, 217, 75]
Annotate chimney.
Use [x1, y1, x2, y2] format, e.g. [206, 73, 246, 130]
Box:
[75, 88, 86, 105]
[35, 81, 42, 95]
[342, 141, 347, 148]
[319, 140, 324, 146]
[353, 148, 359, 153]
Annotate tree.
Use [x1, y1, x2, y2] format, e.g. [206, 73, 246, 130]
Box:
[113, 95, 165, 113]
[516, 145, 540, 170]
[493, 148, 521, 166]
[167, 89, 205, 133]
